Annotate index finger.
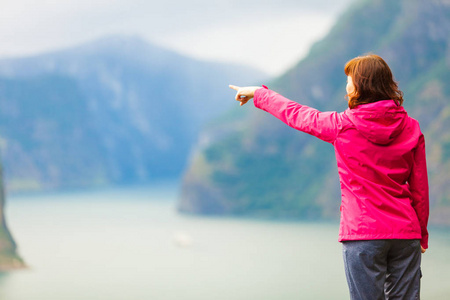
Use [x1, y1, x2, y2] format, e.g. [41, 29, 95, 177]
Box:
[229, 85, 240, 91]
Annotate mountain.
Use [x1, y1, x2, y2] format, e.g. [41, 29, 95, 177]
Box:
[0, 36, 267, 191]
[178, 0, 450, 226]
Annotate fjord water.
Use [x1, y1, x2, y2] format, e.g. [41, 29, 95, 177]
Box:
[1, 183, 449, 300]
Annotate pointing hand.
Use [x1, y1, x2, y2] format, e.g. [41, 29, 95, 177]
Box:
[229, 85, 260, 106]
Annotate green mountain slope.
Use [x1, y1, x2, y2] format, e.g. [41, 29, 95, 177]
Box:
[178, 0, 450, 225]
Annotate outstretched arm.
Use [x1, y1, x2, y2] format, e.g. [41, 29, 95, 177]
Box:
[230, 85, 342, 143]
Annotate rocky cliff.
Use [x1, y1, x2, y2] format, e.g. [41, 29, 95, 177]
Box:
[0, 165, 25, 270]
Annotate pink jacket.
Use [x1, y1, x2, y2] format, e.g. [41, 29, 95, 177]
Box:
[254, 86, 429, 248]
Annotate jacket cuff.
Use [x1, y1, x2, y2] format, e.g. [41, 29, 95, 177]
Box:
[253, 85, 268, 108]
[421, 236, 428, 249]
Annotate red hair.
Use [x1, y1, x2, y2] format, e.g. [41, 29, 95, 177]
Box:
[344, 54, 403, 109]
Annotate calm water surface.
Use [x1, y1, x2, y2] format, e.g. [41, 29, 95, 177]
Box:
[0, 183, 449, 300]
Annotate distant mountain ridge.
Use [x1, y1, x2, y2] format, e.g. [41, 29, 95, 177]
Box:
[0, 35, 265, 270]
[0, 35, 267, 191]
[178, 0, 450, 226]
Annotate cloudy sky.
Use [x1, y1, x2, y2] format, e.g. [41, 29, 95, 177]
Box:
[0, 0, 353, 76]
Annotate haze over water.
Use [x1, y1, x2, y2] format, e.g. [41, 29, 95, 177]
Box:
[1, 184, 449, 299]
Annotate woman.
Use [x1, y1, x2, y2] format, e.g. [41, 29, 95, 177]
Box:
[229, 54, 429, 300]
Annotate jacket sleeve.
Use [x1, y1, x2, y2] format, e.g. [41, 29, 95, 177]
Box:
[253, 86, 341, 143]
[408, 133, 430, 249]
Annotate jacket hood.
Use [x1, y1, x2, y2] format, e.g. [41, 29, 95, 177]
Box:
[345, 100, 407, 145]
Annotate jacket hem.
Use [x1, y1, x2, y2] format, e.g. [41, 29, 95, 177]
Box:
[339, 233, 422, 242]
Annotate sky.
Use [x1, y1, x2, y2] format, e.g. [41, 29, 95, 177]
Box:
[0, 0, 353, 76]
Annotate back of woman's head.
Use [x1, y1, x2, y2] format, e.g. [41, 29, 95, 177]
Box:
[344, 54, 403, 109]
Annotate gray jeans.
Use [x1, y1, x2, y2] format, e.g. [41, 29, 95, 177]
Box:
[342, 239, 422, 300]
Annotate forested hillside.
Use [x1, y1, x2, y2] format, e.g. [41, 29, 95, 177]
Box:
[179, 0, 450, 226]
